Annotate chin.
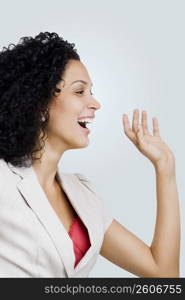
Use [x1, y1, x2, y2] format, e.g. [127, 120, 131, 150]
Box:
[66, 138, 89, 150]
[75, 140, 89, 149]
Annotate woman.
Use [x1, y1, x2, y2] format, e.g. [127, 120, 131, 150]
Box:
[0, 32, 180, 277]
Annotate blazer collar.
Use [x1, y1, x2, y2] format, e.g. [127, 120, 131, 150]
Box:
[6, 161, 99, 277]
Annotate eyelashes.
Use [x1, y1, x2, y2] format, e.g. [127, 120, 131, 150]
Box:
[76, 90, 94, 95]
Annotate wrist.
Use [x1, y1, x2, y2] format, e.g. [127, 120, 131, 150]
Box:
[153, 153, 176, 177]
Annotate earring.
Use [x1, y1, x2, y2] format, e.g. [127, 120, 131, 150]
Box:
[41, 115, 46, 122]
[41, 108, 49, 122]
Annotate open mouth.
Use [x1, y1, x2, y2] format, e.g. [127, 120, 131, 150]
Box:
[77, 121, 87, 129]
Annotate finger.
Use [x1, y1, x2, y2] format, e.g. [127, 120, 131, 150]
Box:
[136, 123, 144, 145]
[141, 110, 149, 135]
[152, 117, 160, 136]
[132, 109, 139, 133]
[122, 114, 137, 143]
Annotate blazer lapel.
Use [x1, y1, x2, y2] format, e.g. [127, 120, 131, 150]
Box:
[7, 162, 99, 277]
[56, 170, 100, 274]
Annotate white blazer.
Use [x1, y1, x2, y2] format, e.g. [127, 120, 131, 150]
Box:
[0, 159, 113, 277]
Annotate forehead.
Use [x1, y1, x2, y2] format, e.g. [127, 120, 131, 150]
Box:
[62, 60, 92, 86]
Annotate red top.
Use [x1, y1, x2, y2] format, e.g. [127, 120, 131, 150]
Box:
[68, 215, 91, 268]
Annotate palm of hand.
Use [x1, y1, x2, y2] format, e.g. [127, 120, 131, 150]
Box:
[122, 109, 174, 167]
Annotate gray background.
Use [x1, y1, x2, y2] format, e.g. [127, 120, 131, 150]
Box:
[0, 0, 184, 277]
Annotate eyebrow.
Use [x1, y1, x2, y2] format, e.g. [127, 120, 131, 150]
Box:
[70, 80, 93, 86]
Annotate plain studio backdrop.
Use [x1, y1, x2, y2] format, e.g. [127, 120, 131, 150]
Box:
[0, 0, 184, 277]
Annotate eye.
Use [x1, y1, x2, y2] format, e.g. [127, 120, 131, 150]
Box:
[76, 91, 84, 94]
[76, 90, 94, 95]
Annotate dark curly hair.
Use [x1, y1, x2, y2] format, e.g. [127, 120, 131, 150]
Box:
[0, 31, 80, 167]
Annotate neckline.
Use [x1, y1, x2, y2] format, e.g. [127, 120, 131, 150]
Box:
[68, 215, 79, 234]
[53, 171, 95, 273]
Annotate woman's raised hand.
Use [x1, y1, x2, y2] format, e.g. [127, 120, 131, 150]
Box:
[122, 109, 175, 174]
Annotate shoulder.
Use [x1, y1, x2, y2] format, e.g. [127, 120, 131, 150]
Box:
[73, 172, 104, 208]
[0, 159, 6, 194]
[74, 173, 114, 233]
[74, 173, 99, 195]
[0, 159, 11, 176]
[73, 172, 103, 208]
[0, 159, 18, 197]
[0, 172, 3, 194]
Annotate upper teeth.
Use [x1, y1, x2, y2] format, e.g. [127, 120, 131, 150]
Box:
[78, 118, 93, 123]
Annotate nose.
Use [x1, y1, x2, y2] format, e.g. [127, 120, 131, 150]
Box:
[88, 96, 101, 110]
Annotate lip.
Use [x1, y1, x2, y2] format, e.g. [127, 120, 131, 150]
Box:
[77, 122, 90, 134]
[77, 116, 94, 134]
[77, 116, 95, 120]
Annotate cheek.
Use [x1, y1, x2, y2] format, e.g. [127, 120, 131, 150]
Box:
[48, 101, 81, 132]
[55, 96, 82, 112]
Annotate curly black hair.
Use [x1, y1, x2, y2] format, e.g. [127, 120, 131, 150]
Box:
[0, 31, 80, 167]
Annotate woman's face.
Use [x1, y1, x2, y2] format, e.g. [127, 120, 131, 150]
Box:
[46, 59, 101, 150]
